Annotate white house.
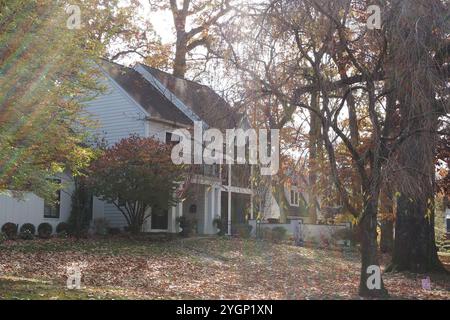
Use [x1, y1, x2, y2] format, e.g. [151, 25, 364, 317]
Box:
[0, 59, 254, 235]
[256, 172, 320, 224]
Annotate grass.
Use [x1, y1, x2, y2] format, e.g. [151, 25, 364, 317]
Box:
[0, 236, 183, 255]
[0, 277, 127, 300]
[0, 236, 449, 300]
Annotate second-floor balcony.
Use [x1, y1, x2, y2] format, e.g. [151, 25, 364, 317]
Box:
[190, 163, 251, 189]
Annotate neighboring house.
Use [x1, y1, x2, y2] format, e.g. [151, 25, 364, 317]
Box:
[0, 59, 253, 235]
[263, 180, 316, 224]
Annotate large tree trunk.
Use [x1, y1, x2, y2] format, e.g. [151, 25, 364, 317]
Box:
[385, 0, 447, 274]
[358, 198, 389, 298]
[171, 3, 189, 78]
[388, 118, 444, 272]
[173, 35, 187, 78]
[388, 195, 445, 273]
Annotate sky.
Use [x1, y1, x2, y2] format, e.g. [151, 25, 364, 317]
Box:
[139, 0, 175, 45]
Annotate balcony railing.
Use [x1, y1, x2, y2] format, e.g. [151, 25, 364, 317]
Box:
[190, 164, 251, 189]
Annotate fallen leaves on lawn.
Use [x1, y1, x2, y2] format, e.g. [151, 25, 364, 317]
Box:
[0, 237, 448, 300]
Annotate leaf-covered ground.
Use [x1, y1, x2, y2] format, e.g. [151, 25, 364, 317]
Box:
[0, 237, 449, 300]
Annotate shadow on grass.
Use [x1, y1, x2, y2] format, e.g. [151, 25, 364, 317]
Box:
[0, 276, 130, 300]
[0, 236, 190, 257]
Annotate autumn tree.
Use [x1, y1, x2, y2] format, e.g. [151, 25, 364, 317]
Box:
[148, 0, 234, 78]
[87, 136, 185, 233]
[212, 0, 398, 297]
[78, 0, 172, 69]
[0, 0, 103, 200]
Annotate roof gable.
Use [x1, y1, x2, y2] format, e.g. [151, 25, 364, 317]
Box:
[98, 59, 192, 127]
[137, 64, 242, 130]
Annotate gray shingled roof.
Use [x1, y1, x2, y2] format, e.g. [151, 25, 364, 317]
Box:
[140, 64, 242, 130]
[99, 59, 193, 126]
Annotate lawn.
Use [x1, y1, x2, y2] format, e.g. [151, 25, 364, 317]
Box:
[0, 237, 449, 300]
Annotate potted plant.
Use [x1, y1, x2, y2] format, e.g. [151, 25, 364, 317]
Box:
[212, 216, 226, 236]
[177, 216, 197, 237]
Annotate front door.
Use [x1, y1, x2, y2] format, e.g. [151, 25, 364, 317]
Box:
[151, 207, 168, 230]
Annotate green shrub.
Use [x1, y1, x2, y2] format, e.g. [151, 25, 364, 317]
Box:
[19, 229, 34, 240]
[37, 223, 53, 239]
[1, 222, 18, 239]
[20, 223, 36, 235]
[56, 222, 69, 234]
[234, 224, 252, 238]
[213, 216, 226, 236]
[271, 226, 287, 242]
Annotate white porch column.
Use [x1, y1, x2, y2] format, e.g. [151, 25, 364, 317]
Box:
[169, 206, 177, 233]
[210, 187, 216, 234]
[201, 187, 218, 235]
[177, 200, 183, 233]
[228, 164, 232, 235]
[211, 187, 220, 234]
[250, 165, 254, 219]
[178, 200, 183, 217]
[169, 191, 183, 233]
[216, 187, 221, 218]
[204, 188, 209, 234]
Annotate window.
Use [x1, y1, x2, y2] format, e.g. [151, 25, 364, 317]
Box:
[44, 180, 61, 218]
[166, 132, 180, 145]
[290, 189, 299, 206]
[151, 206, 168, 230]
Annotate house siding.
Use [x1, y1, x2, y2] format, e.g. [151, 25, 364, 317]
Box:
[83, 75, 181, 229]
[83, 75, 147, 146]
[0, 174, 73, 232]
[83, 75, 149, 228]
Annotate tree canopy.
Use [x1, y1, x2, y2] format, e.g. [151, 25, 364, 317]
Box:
[87, 135, 185, 233]
[0, 0, 106, 199]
